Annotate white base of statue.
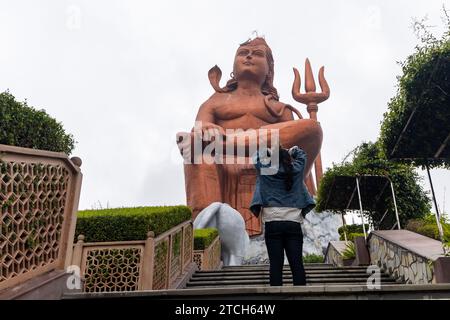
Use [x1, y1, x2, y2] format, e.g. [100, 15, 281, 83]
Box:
[193, 202, 250, 266]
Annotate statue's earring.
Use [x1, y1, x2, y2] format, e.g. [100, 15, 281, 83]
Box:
[230, 72, 235, 79]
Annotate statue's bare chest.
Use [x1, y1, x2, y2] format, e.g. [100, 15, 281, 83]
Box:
[214, 97, 277, 128]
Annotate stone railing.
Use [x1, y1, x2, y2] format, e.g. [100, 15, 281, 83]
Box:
[324, 241, 354, 267]
[71, 220, 195, 292]
[193, 236, 221, 271]
[368, 230, 450, 284]
[0, 144, 83, 293]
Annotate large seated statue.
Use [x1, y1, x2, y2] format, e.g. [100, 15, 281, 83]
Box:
[177, 37, 329, 236]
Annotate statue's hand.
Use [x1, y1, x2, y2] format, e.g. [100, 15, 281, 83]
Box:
[176, 132, 192, 158]
[292, 58, 330, 105]
[176, 122, 226, 160]
[192, 122, 226, 141]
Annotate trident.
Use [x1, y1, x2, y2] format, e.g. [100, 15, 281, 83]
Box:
[292, 58, 330, 195]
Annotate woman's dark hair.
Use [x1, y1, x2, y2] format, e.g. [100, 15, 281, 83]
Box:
[279, 146, 294, 191]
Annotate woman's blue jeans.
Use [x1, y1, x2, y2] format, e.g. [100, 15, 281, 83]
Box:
[264, 221, 307, 286]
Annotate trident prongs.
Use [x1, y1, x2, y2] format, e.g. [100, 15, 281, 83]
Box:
[292, 58, 330, 106]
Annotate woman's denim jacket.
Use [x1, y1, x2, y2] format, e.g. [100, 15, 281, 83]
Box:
[249, 146, 315, 218]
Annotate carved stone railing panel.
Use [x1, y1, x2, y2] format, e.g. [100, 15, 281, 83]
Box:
[182, 224, 193, 269]
[169, 230, 182, 285]
[152, 239, 169, 290]
[72, 220, 194, 292]
[193, 252, 203, 271]
[208, 236, 221, 270]
[193, 236, 221, 271]
[82, 246, 143, 293]
[0, 144, 82, 292]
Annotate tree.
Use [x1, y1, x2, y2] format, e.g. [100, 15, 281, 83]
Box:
[316, 142, 431, 229]
[0, 91, 75, 154]
[379, 9, 450, 168]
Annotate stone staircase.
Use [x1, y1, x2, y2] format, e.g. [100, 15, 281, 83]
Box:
[185, 263, 400, 289]
[64, 262, 450, 300]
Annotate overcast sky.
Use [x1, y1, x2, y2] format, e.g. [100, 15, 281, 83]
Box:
[1, 0, 449, 217]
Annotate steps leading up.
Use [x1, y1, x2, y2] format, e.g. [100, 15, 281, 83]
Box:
[64, 284, 450, 300]
[185, 264, 400, 289]
[62, 263, 450, 300]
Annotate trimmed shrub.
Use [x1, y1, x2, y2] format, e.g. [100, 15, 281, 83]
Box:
[0, 91, 75, 154]
[194, 228, 219, 250]
[303, 254, 324, 263]
[338, 224, 369, 239]
[75, 205, 192, 242]
[406, 214, 450, 242]
[340, 232, 366, 242]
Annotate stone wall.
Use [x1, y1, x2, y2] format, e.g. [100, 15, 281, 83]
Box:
[302, 210, 342, 255]
[368, 233, 434, 284]
[324, 242, 344, 266]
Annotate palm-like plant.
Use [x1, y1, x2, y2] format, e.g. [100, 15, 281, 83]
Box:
[342, 242, 356, 260]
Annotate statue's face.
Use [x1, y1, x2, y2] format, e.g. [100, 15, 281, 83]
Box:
[233, 44, 270, 84]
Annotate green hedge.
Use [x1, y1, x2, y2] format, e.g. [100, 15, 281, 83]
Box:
[194, 228, 219, 250]
[338, 224, 369, 239]
[406, 214, 450, 242]
[303, 254, 324, 263]
[339, 232, 366, 242]
[0, 91, 75, 154]
[75, 205, 192, 242]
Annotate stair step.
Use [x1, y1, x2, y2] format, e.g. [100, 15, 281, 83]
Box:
[194, 270, 376, 277]
[184, 263, 401, 290]
[190, 274, 392, 281]
[186, 278, 397, 287]
[223, 263, 335, 268]
[185, 283, 391, 289]
[64, 283, 450, 300]
[221, 264, 367, 271]
[197, 269, 371, 275]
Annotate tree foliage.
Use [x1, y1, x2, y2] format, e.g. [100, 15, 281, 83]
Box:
[316, 142, 431, 228]
[0, 91, 75, 154]
[406, 213, 450, 242]
[379, 10, 450, 168]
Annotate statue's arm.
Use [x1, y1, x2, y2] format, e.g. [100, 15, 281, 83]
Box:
[275, 101, 299, 122]
[193, 95, 225, 135]
[279, 107, 295, 121]
[195, 99, 216, 124]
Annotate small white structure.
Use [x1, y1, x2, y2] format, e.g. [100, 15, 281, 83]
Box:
[194, 202, 250, 266]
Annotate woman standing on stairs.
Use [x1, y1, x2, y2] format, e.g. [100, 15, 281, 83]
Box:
[250, 145, 316, 286]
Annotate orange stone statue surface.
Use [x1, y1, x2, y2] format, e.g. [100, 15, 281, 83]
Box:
[177, 37, 330, 236]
